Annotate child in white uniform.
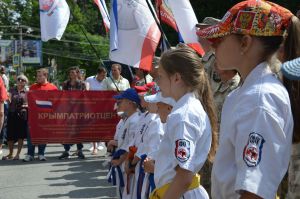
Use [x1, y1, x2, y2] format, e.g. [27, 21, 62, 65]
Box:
[130, 84, 165, 199]
[152, 46, 218, 199]
[111, 88, 141, 199]
[143, 92, 176, 198]
[107, 100, 127, 198]
[197, 1, 297, 198]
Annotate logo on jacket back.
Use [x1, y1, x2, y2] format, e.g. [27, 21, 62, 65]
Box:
[243, 132, 265, 167]
[175, 139, 190, 162]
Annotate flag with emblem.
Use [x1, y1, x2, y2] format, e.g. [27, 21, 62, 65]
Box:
[109, 0, 161, 72]
[39, 0, 70, 42]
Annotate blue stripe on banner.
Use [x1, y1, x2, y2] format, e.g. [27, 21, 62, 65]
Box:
[36, 105, 52, 109]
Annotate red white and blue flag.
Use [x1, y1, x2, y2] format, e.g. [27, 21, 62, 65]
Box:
[109, 0, 161, 72]
[93, 0, 110, 33]
[39, 0, 70, 41]
[35, 100, 53, 109]
[168, 0, 205, 56]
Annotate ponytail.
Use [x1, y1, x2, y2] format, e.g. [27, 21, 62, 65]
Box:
[198, 72, 218, 162]
[283, 16, 300, 62]
[160, 46, 218, 162]
[283, 15, 300, 143]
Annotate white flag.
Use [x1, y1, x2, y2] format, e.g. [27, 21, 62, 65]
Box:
[109, 0, 161, 71]
[94, 0, 110, 33]
[39, 0, 70, 42]
[168, 0, 204, 56]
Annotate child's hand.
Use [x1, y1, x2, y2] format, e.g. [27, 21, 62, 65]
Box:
[111, 159, 120, 166]
[143, 158, 155, 173]
[107, 140, 117, 152]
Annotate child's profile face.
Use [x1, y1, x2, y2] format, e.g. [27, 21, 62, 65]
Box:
[157, 102, 172, 123]
[147, 102, 158, 114]
[157, 66, 172, 98]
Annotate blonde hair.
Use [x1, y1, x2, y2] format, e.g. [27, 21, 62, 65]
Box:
[160, 46, 218, 162]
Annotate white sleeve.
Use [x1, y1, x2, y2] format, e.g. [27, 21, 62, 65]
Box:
[171, 120, 209, 173]
[101, 78, 109, 90]
[136, 119, 164, 158]
[125, 79, 130, 90]
[114, 119, 123, 141]
[120, 119, 139, 152]
[234, 108, 292, 199]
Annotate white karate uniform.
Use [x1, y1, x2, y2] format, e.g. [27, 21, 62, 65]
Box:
[108, 118, 126, 199]
[132, 113, 164, 199]
[211, 62, 294, 199]
[115, 118, 126, 145]
[154, 92, 211, 199]
[120, 112, 140, 199]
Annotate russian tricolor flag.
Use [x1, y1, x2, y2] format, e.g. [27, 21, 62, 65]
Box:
[109, 0, 161, 72]
[35, 100, 53, 109]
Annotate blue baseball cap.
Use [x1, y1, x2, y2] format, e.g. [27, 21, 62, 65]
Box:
[113, 88, 141, 105]
[281, 57, 300, 80]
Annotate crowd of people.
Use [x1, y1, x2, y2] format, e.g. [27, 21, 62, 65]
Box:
[0, 63, 133, 162]
[0, 0, 299, 199]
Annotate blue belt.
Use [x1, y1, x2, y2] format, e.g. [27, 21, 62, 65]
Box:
[108, 149, 126, 188]
[148, 173, 156, 195]
[137, 154, 147, 199]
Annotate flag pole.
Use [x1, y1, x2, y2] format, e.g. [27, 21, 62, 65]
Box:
[69, 7, 120, 92]
[145, 0, 171, 49]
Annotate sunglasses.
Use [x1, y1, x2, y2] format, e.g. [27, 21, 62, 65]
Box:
[17, 79, 26, 83]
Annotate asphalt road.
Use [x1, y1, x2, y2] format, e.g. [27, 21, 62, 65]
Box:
[0, 143, 117, 199]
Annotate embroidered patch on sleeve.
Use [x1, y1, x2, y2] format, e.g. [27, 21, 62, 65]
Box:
[175, 139, 190, 162]
[243, 132, 265, 167]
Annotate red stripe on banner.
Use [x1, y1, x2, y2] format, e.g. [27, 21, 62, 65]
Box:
[139, 23, 161, 71]
[187, 43, 205, 57]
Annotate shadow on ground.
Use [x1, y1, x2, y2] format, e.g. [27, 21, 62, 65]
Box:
[38, 159, 116, 199]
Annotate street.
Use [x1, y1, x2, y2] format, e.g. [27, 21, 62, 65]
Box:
[0, 143, 116, 199]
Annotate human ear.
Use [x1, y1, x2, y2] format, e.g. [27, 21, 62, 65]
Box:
[240, 35, 253, 55]
[173, 72, 182, 84]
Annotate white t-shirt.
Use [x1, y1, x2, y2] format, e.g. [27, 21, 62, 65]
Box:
[211, 62, 293, 199]
[154, 92, 212, 188]
[103, 76, 130, 91]
[118, 112, 140, 152]
[85, 75, 106, 91]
